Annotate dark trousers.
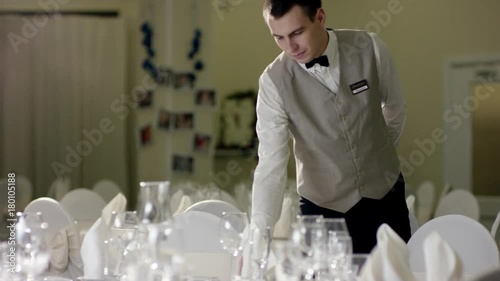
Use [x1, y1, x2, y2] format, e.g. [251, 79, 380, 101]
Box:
[299, 174, 411, 254]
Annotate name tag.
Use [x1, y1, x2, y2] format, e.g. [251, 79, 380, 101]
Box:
[350, 79, 369, 95]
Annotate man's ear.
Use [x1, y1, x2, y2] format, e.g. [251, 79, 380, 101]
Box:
[316, 8, 326, 25]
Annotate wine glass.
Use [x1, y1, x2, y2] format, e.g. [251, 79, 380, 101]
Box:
[219, 212, 249, 280]
[137, 181, 171, 224]
[15, 211, 50, 281]
[109, 211, 139, 277]
[290, 216, 325, 280]
[249, 226, 272, 281]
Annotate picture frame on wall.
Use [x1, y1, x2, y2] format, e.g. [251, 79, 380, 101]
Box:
[172, 154, 194, 174]
[173, 72, 196, 90]
[193, 132, 212, 154]
[158, 109, 171, 131]
[136, 89, 153, 108]
[194, 89, 216, 108]
[173, 112, 194, 130]
[138, 123, 153, 147]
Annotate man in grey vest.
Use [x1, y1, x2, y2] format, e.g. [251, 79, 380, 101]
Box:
[251, 0, 410, 253]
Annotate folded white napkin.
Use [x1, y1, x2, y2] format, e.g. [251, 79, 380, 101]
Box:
[423, 232, 463, 281]
[174, 195, 193, 215]
[170, 189, 185, 214]
[49, 226, 84, 280]
[101, 193, 127, 226]
[273, 196, 293, 239]
[406, 195, 416, 215]
[81, 194, 127, 279]
[360, 224, 417, 281]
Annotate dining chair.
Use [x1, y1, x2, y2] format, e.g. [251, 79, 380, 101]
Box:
[92, 179, 121, 203]
[434, 189, 480, 221]
[416, 180, 435, 226]
[24, 197, 83, 280]
[59, 188, 106, 222]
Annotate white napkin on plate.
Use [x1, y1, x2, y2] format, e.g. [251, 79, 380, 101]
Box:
[49, 226, 84, 280]
[360, 224, 417, 281]
[81, 193, 127, 279]
[101, 193, 127, 226]
[423, 232, 463, 281]
[174, 195, 193, 215]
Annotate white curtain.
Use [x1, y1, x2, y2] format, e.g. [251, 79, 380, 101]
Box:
[0, 15, 127, 198]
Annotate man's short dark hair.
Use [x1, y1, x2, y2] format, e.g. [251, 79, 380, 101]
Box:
[263, 0, 322, 22]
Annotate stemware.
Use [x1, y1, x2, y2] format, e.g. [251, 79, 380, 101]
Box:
[219, 212, 249, 280]
[249, 226, 272, 281]
[109, 211, 139, 277]
[15, 211, 50, 281]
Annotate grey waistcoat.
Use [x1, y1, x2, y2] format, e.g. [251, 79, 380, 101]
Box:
[267, 29, 401, 213]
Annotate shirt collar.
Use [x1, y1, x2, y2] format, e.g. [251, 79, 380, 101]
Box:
[299, 29, 336, 72]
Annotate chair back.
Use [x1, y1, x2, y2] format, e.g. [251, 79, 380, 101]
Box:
[24, 197, 76, 240]
[416, 181, 435, 225]
[60, 188, 106, 222]
[92, 179, 121, 203]
[434, 189, 480, 221]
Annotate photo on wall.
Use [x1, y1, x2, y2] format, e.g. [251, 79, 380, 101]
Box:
[193, 133, 212, 154]
[158, 109, 171, 131]
[138, 124, 153, 147]
[173, 72, 196, 89]
[194, 89, 216, 108]
[172, 154, 194, 174]
[173, 112, 194, 130]
[136, 89, 153, 108]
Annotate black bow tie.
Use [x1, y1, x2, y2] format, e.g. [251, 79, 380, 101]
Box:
[305, 55, 329, 69]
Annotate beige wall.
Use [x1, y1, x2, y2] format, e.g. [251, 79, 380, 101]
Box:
[210, 0, 500, 194]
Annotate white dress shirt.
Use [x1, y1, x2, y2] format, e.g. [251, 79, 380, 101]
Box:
[252, 30, 406, 230]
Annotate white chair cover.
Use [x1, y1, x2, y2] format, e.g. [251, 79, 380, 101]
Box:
[416, 181, 435, 226]
[490, 211, 500, 242]
[434, 189, 480, 221]
[60, 188, 107, 222]
[184, 199, 240, 218]
[92, 179, 121, 203]
[408, 215, 499, 276]
[47, 177, 71, 201]
[24, 197, 83, 280]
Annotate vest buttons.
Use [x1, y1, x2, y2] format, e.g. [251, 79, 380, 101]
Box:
[351, 144, 357, 150]
[341, 115, 348, 121]
[337, 99, 343, 105]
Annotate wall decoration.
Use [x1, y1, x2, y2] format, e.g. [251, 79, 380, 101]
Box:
[195, 89, 216, 108]
[173, 112, 194, 130]
[158, 109, 171, 130]
[193, 133, 212, 153]
[173, 72, 196, 89]
[139, 124, 153, 147]
[172, 154, 194, 174]
[136, 89, 153, 108]
[217, 90, 257, 150]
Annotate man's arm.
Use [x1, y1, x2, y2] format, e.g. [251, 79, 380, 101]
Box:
[251, 72, 290, 231]
[370, 33, 407, 148]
